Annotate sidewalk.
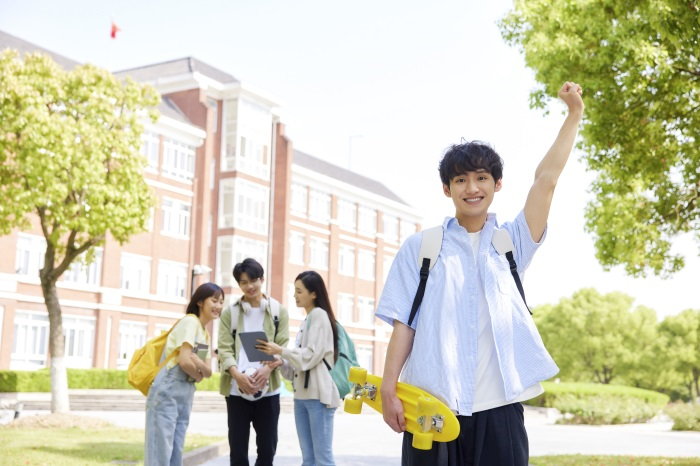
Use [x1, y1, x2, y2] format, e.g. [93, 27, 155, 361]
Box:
[61, 404, 700, 465]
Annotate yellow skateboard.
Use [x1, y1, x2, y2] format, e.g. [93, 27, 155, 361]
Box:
[344, 367, 460, 450]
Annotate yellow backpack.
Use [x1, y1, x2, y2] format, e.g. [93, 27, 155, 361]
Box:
[128, 315, 193, 396]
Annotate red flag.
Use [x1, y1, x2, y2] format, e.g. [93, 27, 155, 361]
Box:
[111, 21, 121, 39]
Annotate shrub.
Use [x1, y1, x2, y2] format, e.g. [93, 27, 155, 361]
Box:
[523, 382, 670, 424]
[664, 402, 700, 431]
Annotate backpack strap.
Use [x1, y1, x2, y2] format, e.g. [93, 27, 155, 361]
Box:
[229, 301, 241, 358]
[492, 228, 531, 315]
[269, 298, 280, 340]
[407, 226, 443, 326]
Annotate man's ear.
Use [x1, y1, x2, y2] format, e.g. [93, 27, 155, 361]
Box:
[495, 179, 503, 192]
[260, 276, 265, 286]
[442, 183, 451, 197]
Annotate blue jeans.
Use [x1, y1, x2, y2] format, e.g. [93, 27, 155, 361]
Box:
[144, 364, 196, 466]
[294, 399, 336, 466]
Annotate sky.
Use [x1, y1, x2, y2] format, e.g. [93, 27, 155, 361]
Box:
[1, 0, 698, 320]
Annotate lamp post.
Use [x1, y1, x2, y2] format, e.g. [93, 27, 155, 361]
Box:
[191, 264, 213, 296]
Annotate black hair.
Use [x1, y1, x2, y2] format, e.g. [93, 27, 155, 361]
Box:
[233, 258, 265, 283]
[186, 282, 225, 316]
[438, 141, 504, 187]
[295, 270, 339, 363]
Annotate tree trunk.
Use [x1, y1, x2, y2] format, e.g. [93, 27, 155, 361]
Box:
[693, 367, 700, 404]
[40, 270, 70, 413]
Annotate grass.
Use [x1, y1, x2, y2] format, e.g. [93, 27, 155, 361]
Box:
[0, 416, 224, 466]
[531, 455, 700, 465]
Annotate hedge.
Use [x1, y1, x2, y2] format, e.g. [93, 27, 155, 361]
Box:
[523, 381, 670, 424]
[664, 402, 700, 431]
[0, 369, 221, 392]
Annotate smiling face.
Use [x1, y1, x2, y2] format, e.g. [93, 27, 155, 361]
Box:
[443, 169, 502, 232]
[294, 279, 317, 314]
[198, 293, 224, 325]
[238, 272, 264, 306]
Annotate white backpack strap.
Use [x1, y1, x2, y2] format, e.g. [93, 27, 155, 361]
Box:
[492, 228, 515, 255]
[417, 225, 443, 271]
[230, 302, 240, 331]
[408, 225, 443, 327]
[269, 297, 280, 340]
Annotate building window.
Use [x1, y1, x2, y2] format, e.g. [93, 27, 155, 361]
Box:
[357, 296, 376, 325]
[337, 293, 355, 323]
[291, 183, 308, 217]
[120, 253, 152, 294]
[15, 234, 46, 277]
[219, 179, 235, 228]
[358, 207, 377, 237]
[162, 139, 195, 182]
[383, 255, 395, 284]
[356, 344, 374, 373]
[208, 98, 218, 133]
[383, 215, 399, 243]
[11, 311, 49, 370]
[117, 321, 147, 370]
[157, 260, 188, 298]
[337, 199, 357, 231]
[63, 316, 96, 369]
[400, 220, 416, 244]
[309, 237, 329, 270]
[234, 179, 269, 235]
[161, 197, 191, 238]
[338, 245, 355, 276]
[235, 98, 272, 179]
[141, 132, 160, 171]
[289, 231, 305, 265]
[63, 248, 103, 287]
[222, 99, 238, 172]
[358, 250, 376, 280]
[233, 236, 267, 269]
[217, 236, 233, 288]
[309, 190, 331, 222]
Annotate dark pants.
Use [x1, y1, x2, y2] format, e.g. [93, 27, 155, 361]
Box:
[225, 394, 280, 466]
[402, 403, 528, 466]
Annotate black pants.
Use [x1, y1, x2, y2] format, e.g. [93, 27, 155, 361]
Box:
[402, 403, 528, 466]
[225, 394, 280, 466]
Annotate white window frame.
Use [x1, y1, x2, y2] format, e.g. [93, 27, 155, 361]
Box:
[141, 132, 160, 172]
[358, 250, 376, 280]
[63, 315, 96, 369]
[357, 296, 376, 326]
[162, 138, 195, 182]
[291, 183, 308, 218]
[234, 178, 269, 235]
[383, 215, 399, 243]
[157, 260, 188, 299]
[400, 220, 416, 244]
[289, 231, 305, 265]
[63, 248, 103, 288]
[337, 199, 357, 231]
[161, 197, 191, 238]
[216, 236, 233, 288]
[120, 253, 152, 294]
[338, 244, 355, 276]
[219, 179, 235, 228]
[337, 293, 355, 323]
[309, 237, 329, 270]
[15, 234, 46, 279]
[10, 311, 49, 370]
[358, 206, 377, 237]
[309, 190, 331, 223]
[117, 320, 148, 370]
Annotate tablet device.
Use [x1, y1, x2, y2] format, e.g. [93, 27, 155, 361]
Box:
[239, 331, 275, 362]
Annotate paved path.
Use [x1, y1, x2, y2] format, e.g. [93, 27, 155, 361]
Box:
[55, 405, 700, 465]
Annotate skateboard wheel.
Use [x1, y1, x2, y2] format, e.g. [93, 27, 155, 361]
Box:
[344, 397, 363, 414]
[412, 431, 433, 450]
[417, 397, 437, 416]
[348, 366, 367, 385]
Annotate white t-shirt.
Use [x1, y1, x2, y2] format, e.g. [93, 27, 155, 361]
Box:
[469, 231, 543, 413]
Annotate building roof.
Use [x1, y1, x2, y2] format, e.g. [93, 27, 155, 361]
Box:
[293, 150, 407, 206]
[0, 30, 194, 126]
[0, 30, 81, 70]
[115, 57, 239, 85]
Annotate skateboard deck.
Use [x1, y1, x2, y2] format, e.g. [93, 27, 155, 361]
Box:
[343, 367, 460, 450]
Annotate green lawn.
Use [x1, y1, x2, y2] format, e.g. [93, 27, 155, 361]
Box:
[531, 455, 700, 465]
[0, 416, 224, 466]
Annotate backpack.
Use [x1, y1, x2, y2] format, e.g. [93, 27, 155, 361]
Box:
[407, 226, 531, 326]
[322, 321, 359, 400]
[128, 314, 195, 396]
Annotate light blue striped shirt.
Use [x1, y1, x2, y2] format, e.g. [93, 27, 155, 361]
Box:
[375, 210, 559, 415]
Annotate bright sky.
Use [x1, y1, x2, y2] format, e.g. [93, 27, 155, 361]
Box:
[2, 0, 698, 319]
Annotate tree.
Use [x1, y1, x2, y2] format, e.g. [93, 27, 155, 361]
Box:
[534, 288, 657, 384]
[0, 50, 159, 412]
[499, 0, 700, 278]
[658, 309, 700, 401]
